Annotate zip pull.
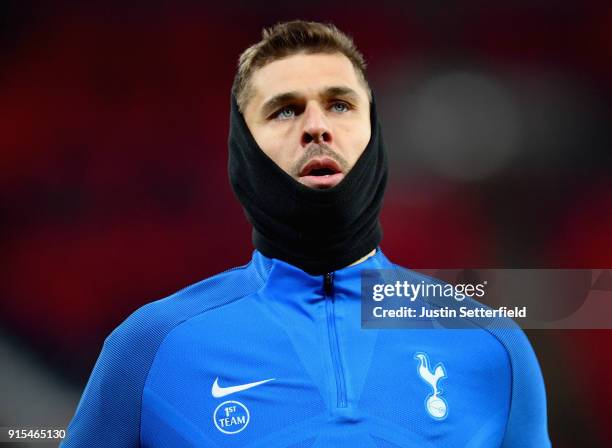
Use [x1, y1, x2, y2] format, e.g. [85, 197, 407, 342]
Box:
[324, 272, 335, 297]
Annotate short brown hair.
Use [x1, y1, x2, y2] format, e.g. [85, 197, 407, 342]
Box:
[232, 20, 371, 112]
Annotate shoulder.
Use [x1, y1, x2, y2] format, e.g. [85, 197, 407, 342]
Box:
[388, 263, 538, 357]
[63, 261, 265, 446]
[106, 260, 264, 358]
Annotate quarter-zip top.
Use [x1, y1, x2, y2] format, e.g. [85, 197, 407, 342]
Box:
[64, 247, 550, 448]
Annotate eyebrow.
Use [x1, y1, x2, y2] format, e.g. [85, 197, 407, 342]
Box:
[259, 86, 361, 118]
[260, 92, 300, 118]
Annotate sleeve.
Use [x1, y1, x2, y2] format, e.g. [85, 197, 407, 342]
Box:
[61, 312, 159, 447]
[499, 329, 551, 448]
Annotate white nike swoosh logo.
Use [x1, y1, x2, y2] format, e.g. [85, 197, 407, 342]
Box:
[211, 377, 276, 398]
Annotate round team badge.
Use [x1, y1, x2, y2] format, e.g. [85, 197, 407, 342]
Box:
[426, 395, 448, 419]
[213, 400, 250, 434]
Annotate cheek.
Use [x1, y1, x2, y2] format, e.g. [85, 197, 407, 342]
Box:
[253, 126, 297, 173]
[345, 118, 372, 165]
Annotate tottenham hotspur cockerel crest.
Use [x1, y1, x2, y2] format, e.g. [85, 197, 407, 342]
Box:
[414, 352, 448, 420]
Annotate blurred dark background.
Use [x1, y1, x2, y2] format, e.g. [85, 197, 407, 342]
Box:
[1, 2, 611, 446]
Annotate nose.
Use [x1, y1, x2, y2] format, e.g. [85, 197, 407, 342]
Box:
[301, 102, 332, 146]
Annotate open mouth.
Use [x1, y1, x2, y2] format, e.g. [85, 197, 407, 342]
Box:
[298, 157, 345, 188]
[308, 167, 338, 176]
[299, 158, 342, 177]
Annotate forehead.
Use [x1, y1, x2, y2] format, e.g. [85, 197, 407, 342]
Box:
[248, 52, 368, 105]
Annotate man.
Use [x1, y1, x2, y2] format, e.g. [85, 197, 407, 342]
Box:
[63, 21, 550, 447]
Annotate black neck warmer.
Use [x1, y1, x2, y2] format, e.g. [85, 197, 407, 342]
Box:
[228, 93, 388, 275]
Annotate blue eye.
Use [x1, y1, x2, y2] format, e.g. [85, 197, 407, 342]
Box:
[276, 106, 295, 120]
[332, 102, 349, 113]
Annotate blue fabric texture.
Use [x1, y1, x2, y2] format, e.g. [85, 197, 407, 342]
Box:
[62, 249, 550, 447]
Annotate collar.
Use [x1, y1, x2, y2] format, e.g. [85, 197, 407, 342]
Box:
[251, 247, 395, 302]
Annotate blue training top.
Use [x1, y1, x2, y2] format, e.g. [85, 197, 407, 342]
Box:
[62, 249, 550, 447]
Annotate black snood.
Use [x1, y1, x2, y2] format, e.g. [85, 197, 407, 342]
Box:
[228, 94, 388, 275]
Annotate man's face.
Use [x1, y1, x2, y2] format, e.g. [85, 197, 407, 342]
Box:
[243, 52, 371, 189]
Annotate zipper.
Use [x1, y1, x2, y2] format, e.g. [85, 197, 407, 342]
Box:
[324, 272, 348, 408]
